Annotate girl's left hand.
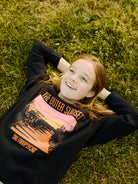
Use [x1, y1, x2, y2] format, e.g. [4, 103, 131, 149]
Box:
[97, 88, 111, 100]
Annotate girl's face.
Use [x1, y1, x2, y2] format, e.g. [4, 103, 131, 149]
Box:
[58, 59, 96, 104]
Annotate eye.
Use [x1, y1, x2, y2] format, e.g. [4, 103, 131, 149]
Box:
[69, 69, 74, 73]
[82, 77, 87, 82]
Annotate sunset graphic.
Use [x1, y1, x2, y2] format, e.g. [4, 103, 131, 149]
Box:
[10, 95, 77, 154]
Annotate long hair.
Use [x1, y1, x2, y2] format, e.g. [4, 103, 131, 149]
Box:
[73, 54, 115, 120]
[45, 54, 114, 120]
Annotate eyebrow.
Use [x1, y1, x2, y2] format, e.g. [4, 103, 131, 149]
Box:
[83, 73, 90, 80]
[71, 66, 90, 81]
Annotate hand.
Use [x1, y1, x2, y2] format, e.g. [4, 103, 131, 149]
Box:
[97, 88, 111, 100]
[57, 57, 70, 73]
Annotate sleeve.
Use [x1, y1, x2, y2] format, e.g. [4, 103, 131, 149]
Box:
[85, 92, 138, 147]
[26, 41, 63, 83]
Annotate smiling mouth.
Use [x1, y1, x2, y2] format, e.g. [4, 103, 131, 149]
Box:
[65, 82, 76, 90]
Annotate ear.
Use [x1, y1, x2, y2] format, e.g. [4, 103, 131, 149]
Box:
[86, 90, 95, 98]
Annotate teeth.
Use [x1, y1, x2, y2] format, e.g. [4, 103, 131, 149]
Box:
[66, 82, 75, 90]
[67, 83, 73, 88]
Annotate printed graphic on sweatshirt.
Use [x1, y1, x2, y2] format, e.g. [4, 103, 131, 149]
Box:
[42, 91, 85, 120]
[10, 95, 77, 154]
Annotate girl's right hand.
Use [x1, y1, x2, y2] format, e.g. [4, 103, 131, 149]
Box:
[57, 57, 70, 73]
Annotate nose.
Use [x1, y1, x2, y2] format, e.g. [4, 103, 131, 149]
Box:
[70, 73, 78, 82]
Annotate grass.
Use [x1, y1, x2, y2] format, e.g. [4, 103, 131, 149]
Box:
[0, 0, 138, 183]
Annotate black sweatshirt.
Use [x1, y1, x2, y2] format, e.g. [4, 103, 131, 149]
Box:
[0, 42, 138, 184]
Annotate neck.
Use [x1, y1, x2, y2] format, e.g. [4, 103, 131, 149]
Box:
[58, 91, 77, 105]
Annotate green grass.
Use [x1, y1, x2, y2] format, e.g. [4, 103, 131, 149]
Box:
[0, 0, 138, 183]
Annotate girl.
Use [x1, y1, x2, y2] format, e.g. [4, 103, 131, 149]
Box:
[0, 42, 137, 184]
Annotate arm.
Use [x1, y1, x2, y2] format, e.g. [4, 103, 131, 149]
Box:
[27, 42, 63, 83]
[85, 92, 138, 146]
[105, 92, 138, 115]
[98, 88, 137, 115]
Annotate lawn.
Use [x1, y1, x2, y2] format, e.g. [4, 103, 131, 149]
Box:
[0, 0, 138, 183]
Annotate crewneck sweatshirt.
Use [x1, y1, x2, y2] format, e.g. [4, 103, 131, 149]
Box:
[0, 42, 137, 184]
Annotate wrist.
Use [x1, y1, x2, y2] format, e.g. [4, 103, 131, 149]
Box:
[98, 88, 111, 100]
[57, 57, 70, 73]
